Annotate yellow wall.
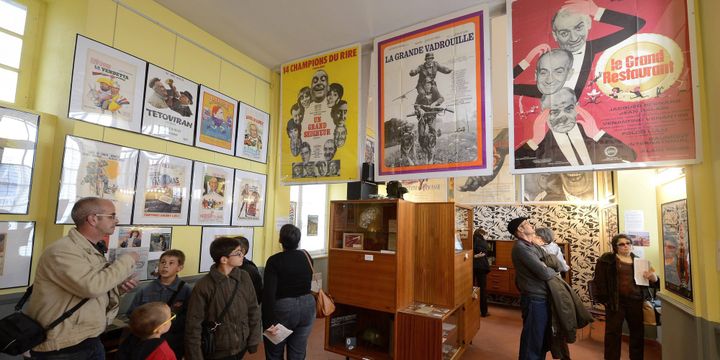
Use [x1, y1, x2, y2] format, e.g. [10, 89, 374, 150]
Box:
[0, 0, 279, 294]
[616, 169, 661, 268]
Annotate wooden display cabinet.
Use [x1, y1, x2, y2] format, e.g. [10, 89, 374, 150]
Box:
[325, 304, 395, 360]
[396, 302, 464, 360]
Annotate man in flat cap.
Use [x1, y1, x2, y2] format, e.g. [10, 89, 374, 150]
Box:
[508, 216, 559, 360]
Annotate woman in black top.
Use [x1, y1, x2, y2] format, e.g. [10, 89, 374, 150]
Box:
[472, 228, 491, 317]
[593, 234, 659, 360]
[262, 224, 316, 360]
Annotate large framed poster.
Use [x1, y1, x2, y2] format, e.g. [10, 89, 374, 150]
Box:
[141, 64, 199, 144]
[0, 107, 39, 214]
[280, 44, 362, 184]
[235, 102, 270, 163]
[522, 172, 597, 203]
[199, 226, 254, 272]
[189, 162, 234, 226]
[132, 151, 192, 225]
[661, 199, 692, 300]
[399, 178, 448, 202]
[375, 7, 493, 181]
[195, 86, 238, 155]
[0, 221, 35, 289]
[509, 0, 700, 174]
[56, 136, 139, 224]
[68, 35, 147, 132]
[231, 170, 267, 227]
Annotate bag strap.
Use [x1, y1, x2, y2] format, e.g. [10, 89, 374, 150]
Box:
[166, 280, 186, 307]
[215, 279, 240, 324]
[302, 250, 316, 274]
[14, 284, 90, 330]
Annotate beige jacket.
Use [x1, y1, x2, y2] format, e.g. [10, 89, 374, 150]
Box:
[26, 228, 135, 352]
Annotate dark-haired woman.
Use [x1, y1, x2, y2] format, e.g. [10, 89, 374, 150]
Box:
[472, 228, 490, 317]
[262, 224, 316, 360]
[593, 234, 659, 360]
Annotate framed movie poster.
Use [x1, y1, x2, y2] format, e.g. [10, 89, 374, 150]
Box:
[56, 136, 139, 224]
[195, 86, 238, 155]
[0, 221, 34, 289]
[399, 178, 448, 202]
[68, 35, 147, 132]
[132, 151, 192, 225]
[661, 199, 692, 300]
[108, 226, 172, 253]
[454, 128, 516, 204]
[189, 162, 234, 226]
[522, 172, 597, 203]
[0, 107, 39, 214]
[235, 102, 270, 163]
[510, 0, 700, 174]
[280, 44, 362, 184]
[375, 7, 493, 180]
[199, 226, 254, 272]
[231, 170, 267, 227]
[141, 64, 199, 144]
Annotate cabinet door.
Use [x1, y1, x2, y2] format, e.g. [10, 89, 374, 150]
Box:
[328, 249, 397, 312]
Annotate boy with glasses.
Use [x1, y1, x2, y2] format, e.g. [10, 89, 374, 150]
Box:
[185, 237, 261, 359]
[119, 302, 177, 359]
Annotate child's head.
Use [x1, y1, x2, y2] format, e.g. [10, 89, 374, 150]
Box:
[210, 237, 244, 265]
[235, 236, 251, 258]
[158, 250, 185, 279]
[129, 302, 173, 339]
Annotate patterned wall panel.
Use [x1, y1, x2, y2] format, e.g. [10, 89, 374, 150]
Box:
[473, 205, 601, 305]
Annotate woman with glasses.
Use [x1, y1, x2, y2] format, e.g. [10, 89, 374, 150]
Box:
[593, 234, 659, 360]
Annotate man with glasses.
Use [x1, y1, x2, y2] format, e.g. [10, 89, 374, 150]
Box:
[507, 216, 559, 360]
[26, 197, 139, 359]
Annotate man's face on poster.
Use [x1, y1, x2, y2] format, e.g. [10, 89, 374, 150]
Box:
[559, 172, 593, 198]
[334, 125, 347, 147]
[208, 177, 218, 192]
[324, 140, 336, 161]
[300, 144, 311, 163]
[311, 70, 328, 102]
[536, 51, 573, 95]
[291, 108, 303, 124]
[329, 161, 339, 175]
[664, 240, 678, 260]
[543, 89, 578, 134]
[339, 102, 348, 122]
[552, 11, 591, 53]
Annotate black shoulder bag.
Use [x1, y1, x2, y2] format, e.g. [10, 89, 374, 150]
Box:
[0, 286, 89, 355]
[166, 280, 186, 308]
[201, 279, 239, 357]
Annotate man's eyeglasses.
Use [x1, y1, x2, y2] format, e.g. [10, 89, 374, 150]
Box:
[153, 313, 176, 333]
[94, 214, 117, 220]
[228, 250, 245, 257]
[617, 242, 632, 247]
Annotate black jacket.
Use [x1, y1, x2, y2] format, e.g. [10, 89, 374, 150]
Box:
[240, 258, 263, 304]
[593, 252, 660, 312]
[473, 234, 490, 273]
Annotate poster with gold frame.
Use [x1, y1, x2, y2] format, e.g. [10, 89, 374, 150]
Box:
[132, 151, 192, 225]
[0, 221, 35, 289]
[0, 107, 39, 214]
[56, 136, 139, 225]
[661, 199, 692, 300]
[68, 35, 146, 133]
[189, 162, 234, 226]
[199, 226, 254, 272]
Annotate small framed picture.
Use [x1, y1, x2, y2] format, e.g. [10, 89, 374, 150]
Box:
[342, 233, 364, 249]
[199, 227, 254, 272]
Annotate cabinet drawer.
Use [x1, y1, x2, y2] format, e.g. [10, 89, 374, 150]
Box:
[487, 270, 510, 292]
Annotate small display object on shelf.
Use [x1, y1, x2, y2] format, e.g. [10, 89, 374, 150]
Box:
[195, 86, 238, 155]
[342, 233, 364, 249]
[231, 169, 267, 227]
[141, 64, 199, 144]
[199, 227, 254, 272]
[0, 221, 35, 289]
[132, 151, 192, 225]
[235, 102, 270, 164]
[68, 35, 147, 132]
[56, 136, 139, 225]
[0, 107, 39, 214]
[189, 162, 235, 226]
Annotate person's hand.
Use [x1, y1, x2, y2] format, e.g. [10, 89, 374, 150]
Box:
[531, 109, 549, 145]
[265, 324, 279, 336]
[563, 0, 600, 16]
[524, 43, 551, 64]
[124, 251, 140, 263]
[119, 275, 138, 294]
[576, 106, 601, 138]
[643, 267, 658, 283]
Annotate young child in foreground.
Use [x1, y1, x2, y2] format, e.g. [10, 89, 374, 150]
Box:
[118, 302, 177, 360]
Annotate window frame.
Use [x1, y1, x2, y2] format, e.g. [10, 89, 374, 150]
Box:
[290, 184, 329, 257]
[0, 0, 41, 107]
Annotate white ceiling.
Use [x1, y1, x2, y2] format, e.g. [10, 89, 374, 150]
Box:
[155, 0, 505, 69]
